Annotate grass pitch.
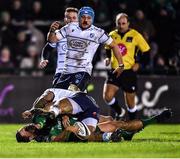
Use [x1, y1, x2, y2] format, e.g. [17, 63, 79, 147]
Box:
[0, 124, 180, 158]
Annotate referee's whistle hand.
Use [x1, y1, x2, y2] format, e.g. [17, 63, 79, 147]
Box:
[113, 67, 123, 78]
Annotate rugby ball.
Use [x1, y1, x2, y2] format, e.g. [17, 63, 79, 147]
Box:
[73, 121, 91, 140]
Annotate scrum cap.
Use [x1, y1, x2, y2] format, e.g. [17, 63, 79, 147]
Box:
[78, 6, 95, 23]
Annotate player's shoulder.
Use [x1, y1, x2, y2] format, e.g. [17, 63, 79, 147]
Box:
[64, 22, 78, 28]
[129, 28, 142, 36]
[91, 25, 105, 33]
[109, 29, 118, 36]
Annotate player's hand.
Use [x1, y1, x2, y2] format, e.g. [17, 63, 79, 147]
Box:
[66, 125, 78, 134]
[50, 21, 61, 32]
[39, 60, 49, 69]
[62, 115, 70, 128]
[113, 67, 124, 78]
[104, 58, 111, 66]
[22, 110, 32, 119]
[132, 63, 140, 72]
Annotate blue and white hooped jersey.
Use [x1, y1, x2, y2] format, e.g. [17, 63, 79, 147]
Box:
[49, 38, 67, 74]
[55, 22, 113, 75]
[44, 88, 76, 102]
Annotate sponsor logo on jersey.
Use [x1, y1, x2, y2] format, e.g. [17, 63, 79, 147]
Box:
[118, 43, 127, 56]
[69, 39, 87, 49]
[75, 73, 82, 79]
[62, 44, 67, 51]
[75, 79, 80, 84]
[126, 37, 133, 42]
[90, 33, 95, 38]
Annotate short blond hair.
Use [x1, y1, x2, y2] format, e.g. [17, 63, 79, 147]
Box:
[65, 7, 78, 14]
[115, 13, 128, 26]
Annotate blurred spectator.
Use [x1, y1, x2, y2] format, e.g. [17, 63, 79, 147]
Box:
[0, 46, 14, 74]
[131, 9, 157, 70]
[28, 1, 46, 21]
[168, 55, 180, 74]
[20, 44, 39, 68]
[63, 0, 84, 10]
[63, 0, 112, 30]
[113, 1, 129, 15]
[25, 20, 45, 52]
[10, 0, 26, 25]
[20, 44, 42, 76]
[44, 0, 65, 20]
[110, 0, 139, 18]
[0, 0, 179, 75]
[0, 11, 16, 47]
[147, 41, 159, 70]
[154, 54, 168, 73]
[170, 0, 180, 68]
[131, 9, 155, 41]
[151, 0, 175, 60]
[88, 0, 112, 30]
[13, 30, 29, 66]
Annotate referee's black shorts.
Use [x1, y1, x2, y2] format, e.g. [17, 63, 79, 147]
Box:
[106, 69, 137, 93]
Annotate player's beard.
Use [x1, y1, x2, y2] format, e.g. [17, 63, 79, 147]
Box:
[82, 22, 91, 29]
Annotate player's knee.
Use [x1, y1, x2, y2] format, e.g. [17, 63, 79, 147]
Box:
[56, 98, 73, 114]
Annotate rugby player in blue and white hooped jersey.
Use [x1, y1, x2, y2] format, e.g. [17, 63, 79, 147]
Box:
[48, 6, 124, 91]
[21, 85, 100, 140]
[39, 7, 78, 85]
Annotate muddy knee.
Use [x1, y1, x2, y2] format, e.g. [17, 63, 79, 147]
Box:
[55, 98, 73, 114]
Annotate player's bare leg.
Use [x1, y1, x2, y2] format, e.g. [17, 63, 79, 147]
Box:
[22, 91, 55, 119]
[99, 115, 113, 123]
[98, 119, 143, 132]
[110, 108, 173, 142]
[103, 83, 125, 119]
[53, 98, 73, 114]
[124, 92, 137, 120]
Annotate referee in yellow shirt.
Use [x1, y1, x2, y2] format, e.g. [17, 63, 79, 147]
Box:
[103, 13, 150, 120]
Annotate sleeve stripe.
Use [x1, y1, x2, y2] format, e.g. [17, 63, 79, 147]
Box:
[102, 35, 113, 45]
[59, 29, 65, 38]
[98, 31, 105, 41]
